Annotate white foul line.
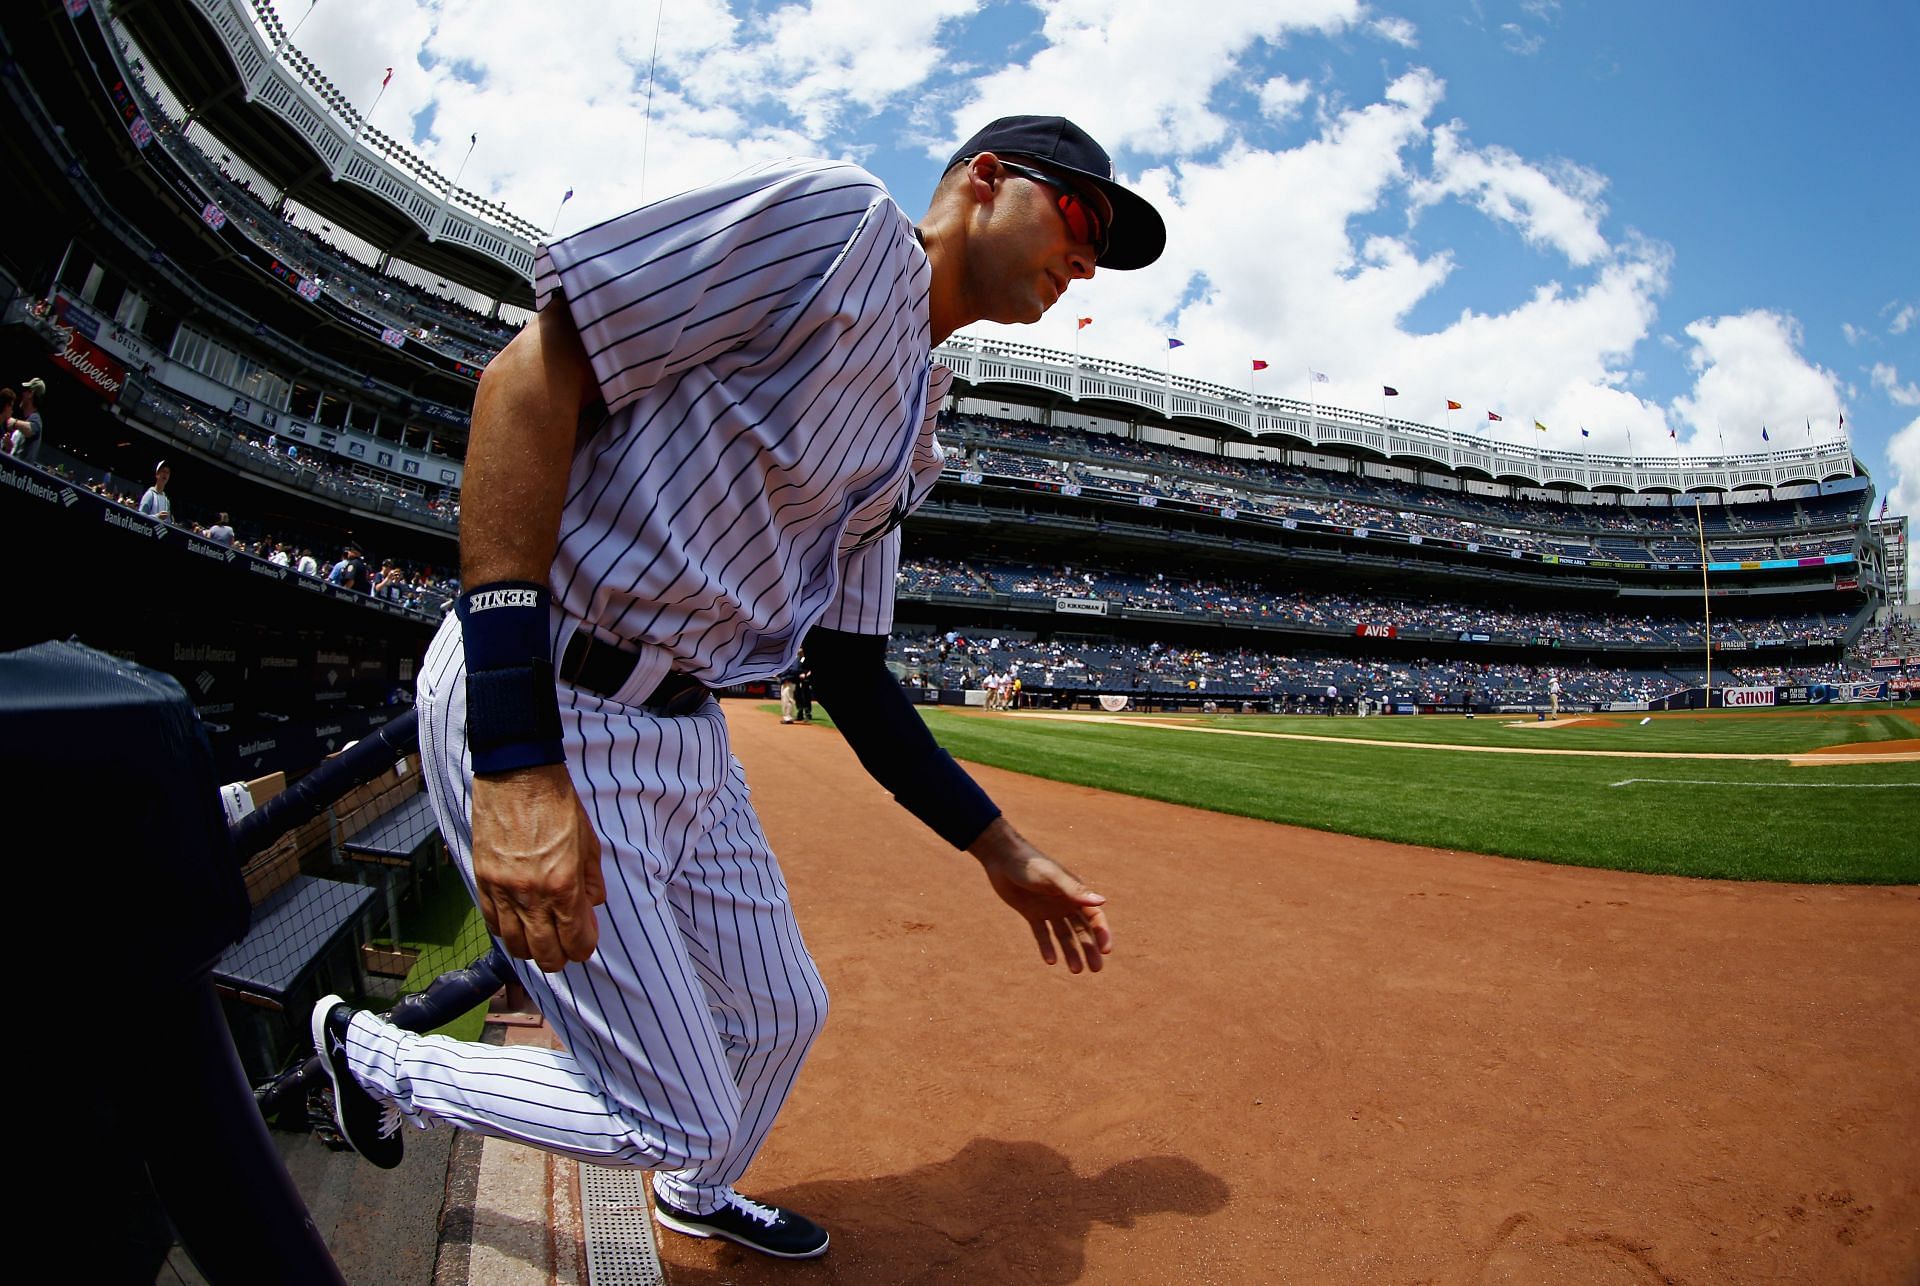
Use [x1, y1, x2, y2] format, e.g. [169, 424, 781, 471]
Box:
[1609, 778, 1920, 789]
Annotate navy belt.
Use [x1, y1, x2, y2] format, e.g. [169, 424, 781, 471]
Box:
[558, 633, 710, 714]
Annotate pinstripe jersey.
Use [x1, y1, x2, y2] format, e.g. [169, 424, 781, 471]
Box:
[534, 158, 950, 688]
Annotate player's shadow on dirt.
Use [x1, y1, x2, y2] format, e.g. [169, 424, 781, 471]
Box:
[660, 1137, 1230, 1283]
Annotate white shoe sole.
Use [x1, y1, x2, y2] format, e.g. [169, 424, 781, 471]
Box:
[652, 1207, 829, 1259]
[311, 993, 352, 1139]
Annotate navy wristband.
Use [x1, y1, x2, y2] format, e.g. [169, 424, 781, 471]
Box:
[456, 582, 565, 774]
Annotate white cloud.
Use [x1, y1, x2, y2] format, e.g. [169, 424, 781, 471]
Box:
[272, 0, 989, 238]
[1411, 123, 1609, 265]
[1842, 321, 1870, 345]
[687, 0, 981, 137]
[1885, 301, 1917, 335]
[1501, 23, 1544, 56]
[1369, 15, 1418, 48]
[1887, 416, 1920, 526]
[1872, 363, 1920, 407]
[1668, 311, 1842, 450]
[963, 66, 1677, 458]
[1258, 76, 1314, 124]
[944, 0, 1364, 158]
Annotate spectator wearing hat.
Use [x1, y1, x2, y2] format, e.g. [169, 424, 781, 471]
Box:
[138, 461, 173, 522]
[329, 543, 368, 592]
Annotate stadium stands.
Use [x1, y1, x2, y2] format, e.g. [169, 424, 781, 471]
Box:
[2, 0, 1892, 734]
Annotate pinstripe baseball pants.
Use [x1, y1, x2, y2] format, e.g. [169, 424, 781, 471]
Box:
[341, 623, 829, 1213]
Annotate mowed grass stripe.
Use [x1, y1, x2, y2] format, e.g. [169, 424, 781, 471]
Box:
[916, 710, 1920, 884]
[1189, 706, 1919, 754]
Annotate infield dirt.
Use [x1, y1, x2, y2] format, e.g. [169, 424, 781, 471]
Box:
[646, 702, 1920, 1284]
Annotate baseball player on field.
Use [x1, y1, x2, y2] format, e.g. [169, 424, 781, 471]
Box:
[312, 115, 1165, 1260]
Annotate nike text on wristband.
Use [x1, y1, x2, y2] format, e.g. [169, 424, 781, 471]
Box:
[457, 581, 565, 774]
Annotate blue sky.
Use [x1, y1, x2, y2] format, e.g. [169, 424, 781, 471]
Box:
[275, 0, 1917, 520]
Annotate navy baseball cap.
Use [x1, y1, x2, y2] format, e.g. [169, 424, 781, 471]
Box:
[946, 115, 1166, 271]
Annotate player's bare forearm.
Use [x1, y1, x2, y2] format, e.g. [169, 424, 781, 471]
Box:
[968, 817, 1112, 974]
[461, 298, 598, 588]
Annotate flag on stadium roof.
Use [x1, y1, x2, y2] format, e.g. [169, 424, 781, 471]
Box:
[1446, 399, 1462, 410]
[1251, 359, 1269, 370]
[1168, 337, 1184, 349]
[1882, 497, 1890, 518]
[1761, 426, 1770, 441]
[562, 188, 574, 203]
[1669, 427, 1677, 438]
[1077, 317, 1092, 330]
[1580, 426, 1590, 437]
[1310, 369, 1328, 382]
[1535, 420, 1548, 432]
[1383, 386, 1399, 396]
[382, 67, 393, 87]
[1487, 411, 1502, 421]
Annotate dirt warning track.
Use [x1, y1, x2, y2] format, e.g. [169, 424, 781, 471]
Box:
[647, 702, 1920, 1285]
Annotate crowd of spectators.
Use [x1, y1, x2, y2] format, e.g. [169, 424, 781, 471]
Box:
[131, 383, 458, 528]
[896, 557, 1848, 649]
[942, 412, 1870, 549]
[58, 454, 457, 617]
[887, 630, 1877, 706]
[129, 67, 524, 369]
[1848, 616, 1920, 671]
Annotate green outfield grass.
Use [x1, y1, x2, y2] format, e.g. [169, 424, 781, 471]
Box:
[900, 706, 1920, 884]
[385, 870, 492, 1042]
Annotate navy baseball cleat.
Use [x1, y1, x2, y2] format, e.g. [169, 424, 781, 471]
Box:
[652, 1189, 830, 1259]
[311, 995, 405, 1169]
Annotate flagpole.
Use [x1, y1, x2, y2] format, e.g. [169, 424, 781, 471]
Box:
[355, 70, 392, 142]
[548, 193, 570, 233]
[1694, 493, 1713, 707]
[452, 134, 477, 191]
[279, 0, 318, 54]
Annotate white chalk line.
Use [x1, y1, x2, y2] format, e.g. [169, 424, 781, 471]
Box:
[1609, 778, 1919, 789]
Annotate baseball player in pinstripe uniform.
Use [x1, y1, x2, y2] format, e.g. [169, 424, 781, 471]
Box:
[313, 116, 1164, 1260]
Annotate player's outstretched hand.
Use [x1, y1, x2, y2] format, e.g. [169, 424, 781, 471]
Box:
[471, 763, 607, 972]
[968, 817, 1111, 974]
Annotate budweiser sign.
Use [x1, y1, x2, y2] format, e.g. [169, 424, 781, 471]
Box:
[52, 326, 126, 403]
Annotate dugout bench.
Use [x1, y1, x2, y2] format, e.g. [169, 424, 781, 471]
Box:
[212, 751, 441, 1081]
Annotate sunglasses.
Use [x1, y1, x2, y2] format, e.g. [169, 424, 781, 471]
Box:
[989, 158, 1110, 260]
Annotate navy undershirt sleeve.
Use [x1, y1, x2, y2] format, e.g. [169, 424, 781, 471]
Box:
[804, 627, 1002, 849]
